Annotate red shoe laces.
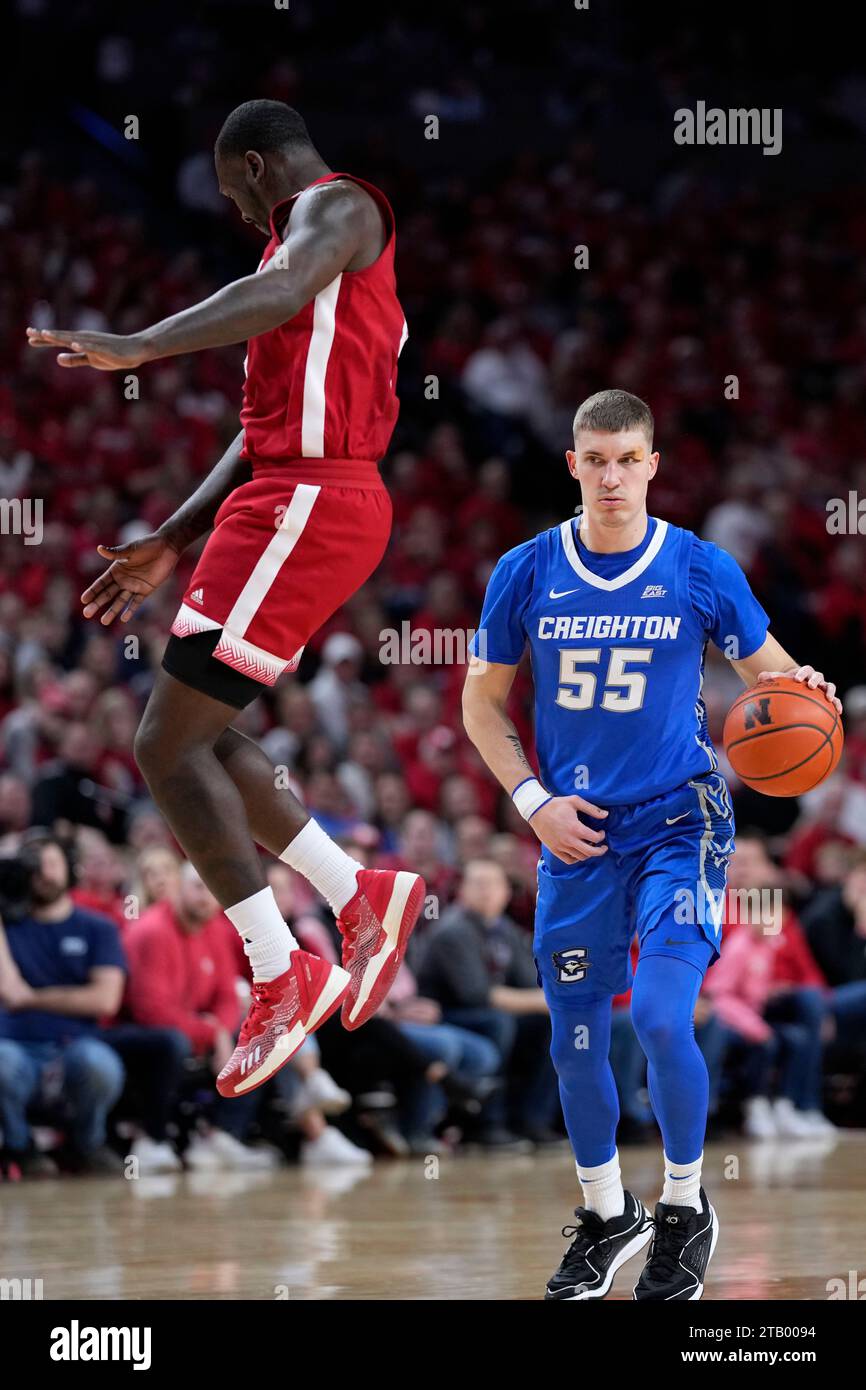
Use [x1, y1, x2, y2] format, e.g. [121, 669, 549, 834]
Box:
[342, 922, 359, 965]
[339, 900, 364, 966]
[238, 979, 280, 1044]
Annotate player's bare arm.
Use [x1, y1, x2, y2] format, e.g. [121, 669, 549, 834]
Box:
[730, 632, 842, 714]
[462, 653, 608, 866]
[81, 430, 251, 625]
[25, 182, 374, 369]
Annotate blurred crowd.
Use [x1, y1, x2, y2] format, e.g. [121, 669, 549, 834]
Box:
[1, 816, 865, 1180]
[2, 1, 866, 1175]
[0, 831, 564, 1175]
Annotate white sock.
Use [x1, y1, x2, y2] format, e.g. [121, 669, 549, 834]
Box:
[225, 886, 298, 984]
[576, 1153, 625, 1222]
[279, 819, 362, 914]
[661, 1151, 703, 1211]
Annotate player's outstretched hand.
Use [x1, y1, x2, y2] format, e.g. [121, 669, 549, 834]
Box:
[25, 327, 152, 370]
[81, 533, 181, 625]
[756, 665, 842, 715]
[530, 794, 609, 865]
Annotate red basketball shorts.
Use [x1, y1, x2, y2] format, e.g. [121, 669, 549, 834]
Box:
[168, 460, 392, 687]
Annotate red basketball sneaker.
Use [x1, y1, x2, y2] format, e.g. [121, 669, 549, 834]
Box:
[216, 950, 350, 1098]
[337, 869, 426, 1030]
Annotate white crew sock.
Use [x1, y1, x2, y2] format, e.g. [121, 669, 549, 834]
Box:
[225, 886, 298, 984]
[279, 819, 362, 914]
[576, 1153, 625, 1222]
[660, 1151, 703, 1211]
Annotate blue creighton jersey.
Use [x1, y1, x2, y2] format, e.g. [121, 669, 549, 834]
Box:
[471, 514, 769, 806]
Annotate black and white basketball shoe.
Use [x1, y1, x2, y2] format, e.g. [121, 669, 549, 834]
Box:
[632, 1187, 719, 1301]
[545, 1190, 652, 1300]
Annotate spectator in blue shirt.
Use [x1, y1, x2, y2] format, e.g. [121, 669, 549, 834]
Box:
[0, 833, 127, 1176]
[417, 858, 560, 1148]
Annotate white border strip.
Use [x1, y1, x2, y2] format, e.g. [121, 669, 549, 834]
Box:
[212, 630, 290, 685]
[170, 602, 222, 638]
[559, 517, 668, 591]
[301, 275, 342, 457]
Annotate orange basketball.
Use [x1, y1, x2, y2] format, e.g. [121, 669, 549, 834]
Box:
[722, 676, 844, 797]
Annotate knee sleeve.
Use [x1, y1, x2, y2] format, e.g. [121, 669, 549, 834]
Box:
[550, 1001, 611, 1086]
[631, 955, 703, 1062]
[631, 955, 708, 1164]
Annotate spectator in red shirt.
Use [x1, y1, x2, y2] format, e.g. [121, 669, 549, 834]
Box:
[704, 903, 834, 1138]
[783, 783, 856, 894]
[125, 862, 240, 1057]
[132, 845, 183, 916]
[125, 862, 275, 1171]
[70, 827, 127, 929]
[405, 725, 461, 812]
[409, 572, 478, 648]
[379, 809, 457, 918]
[455, 458, 523, 552]
[838, 686, 866, 785]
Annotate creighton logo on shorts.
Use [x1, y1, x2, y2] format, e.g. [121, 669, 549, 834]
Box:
[552, 947, 590, 983]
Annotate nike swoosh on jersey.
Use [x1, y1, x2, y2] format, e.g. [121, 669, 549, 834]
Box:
[548, 587, 582, 599]
[665, 811, 690, 824]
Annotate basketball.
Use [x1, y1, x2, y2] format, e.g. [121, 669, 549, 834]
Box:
[723, 676, 844, 797]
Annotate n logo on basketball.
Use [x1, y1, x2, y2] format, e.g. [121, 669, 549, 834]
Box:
[742, 697, 772, 729]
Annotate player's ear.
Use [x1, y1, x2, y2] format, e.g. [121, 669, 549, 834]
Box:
[245, 150, 265, 184]
[647, 451, 660, 479]
[565, 448, 577, 477]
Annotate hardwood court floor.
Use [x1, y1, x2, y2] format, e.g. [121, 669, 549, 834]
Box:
[2, 1134, 863, 1300]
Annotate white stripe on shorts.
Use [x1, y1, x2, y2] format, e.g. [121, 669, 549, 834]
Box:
[301, 275, 342, 456]
[224, 482, 321, 639]
[688, 776, 730, 937]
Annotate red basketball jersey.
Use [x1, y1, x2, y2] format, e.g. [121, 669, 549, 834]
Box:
[240, 172, 407, 468]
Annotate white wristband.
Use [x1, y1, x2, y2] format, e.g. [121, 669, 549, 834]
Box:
[511, 777, 552, 821]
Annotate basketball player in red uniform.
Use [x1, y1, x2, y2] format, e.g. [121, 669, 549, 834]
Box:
[27, 101, 425, 1098]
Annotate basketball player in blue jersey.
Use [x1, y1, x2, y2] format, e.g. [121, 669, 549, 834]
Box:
[462, 389, 842, 1301]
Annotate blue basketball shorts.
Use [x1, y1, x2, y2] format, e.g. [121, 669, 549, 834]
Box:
[534, 770, 735, 1007]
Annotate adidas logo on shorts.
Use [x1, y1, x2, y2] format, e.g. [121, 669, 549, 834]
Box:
[190, 588, 204, 605]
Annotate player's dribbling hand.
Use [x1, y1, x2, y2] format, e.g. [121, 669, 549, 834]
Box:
[529, 794, 608, 866]
[25, 327, 153, 370]
[756, 665, 843, 715]
[81, 533, 181, 625]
